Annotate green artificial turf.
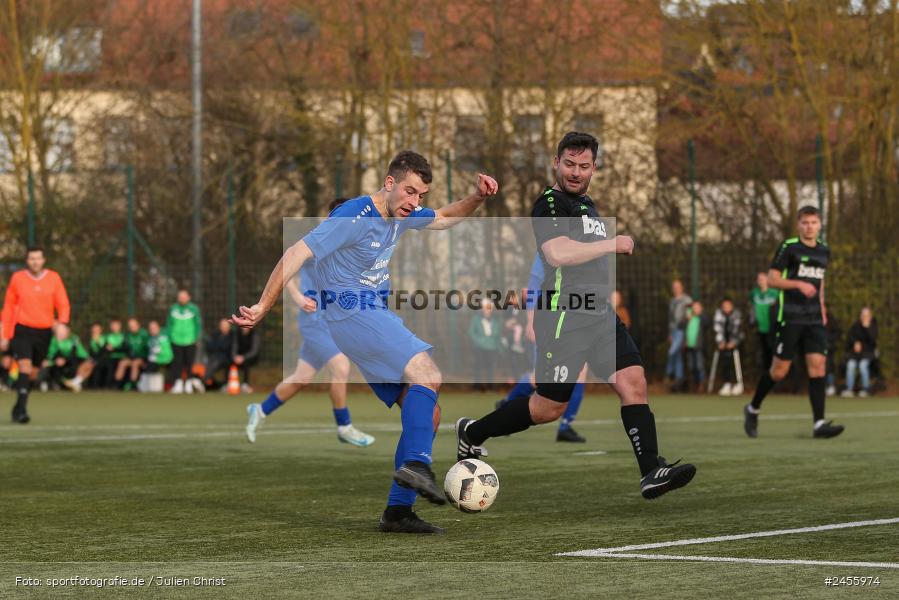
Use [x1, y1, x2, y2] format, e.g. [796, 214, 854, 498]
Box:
[1, 391, 897, 598]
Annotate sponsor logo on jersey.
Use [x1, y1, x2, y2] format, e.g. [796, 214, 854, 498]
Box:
[581, 215, 607, 237]
[797, 264, 825, 279]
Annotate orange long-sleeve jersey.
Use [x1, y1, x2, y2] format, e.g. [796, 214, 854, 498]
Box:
[1, 269, 70, 340]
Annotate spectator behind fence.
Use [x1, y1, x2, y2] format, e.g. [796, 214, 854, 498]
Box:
[146, 320, 173, 389]
[842, 307, 878, 398]
[167, 289, 202, 394]
[613, 289, 631, 330]
[468, 299, 502, 391]
[205, 319, 234, 390]
[749, 271, 778, 372]
[105, 319, 128, 388]
[502, 290, 527, 355]
[45, 323, 92, 392]
[231, 326, 260, 393]
[87, 322, 108, 389]
[666, 279, 693, 390]
[682, 300, 709, 392]
[825, 312, 842, 396]
[714, 297, 744, 396]
[121, 318, 149, 391]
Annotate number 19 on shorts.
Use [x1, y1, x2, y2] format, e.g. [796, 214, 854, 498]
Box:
[553, 365, 569, 382]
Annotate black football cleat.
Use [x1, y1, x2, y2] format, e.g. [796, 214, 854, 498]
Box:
[455, 417, 489, 461]
[743, 404, 758, 438]
[640, 456, 696, 500]
[378, 510, 445, 534]
[393, 461, 447, 505]
[813, 421, 845, 439]
[556, 427, 586, 443]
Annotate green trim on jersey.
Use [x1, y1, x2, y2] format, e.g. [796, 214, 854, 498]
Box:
[551, 267, 562, 311]
[778, 268, 787, 322]
[555, 311, 567, 339]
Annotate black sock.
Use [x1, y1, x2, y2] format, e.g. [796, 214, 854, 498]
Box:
[621, 404, 659, 477]
[466, 395, 535, 446]
[809, 376, 826, 423]
[14, 375, 31, 413]
[383, 504, 413, 520]
[751, 373, 776, 410]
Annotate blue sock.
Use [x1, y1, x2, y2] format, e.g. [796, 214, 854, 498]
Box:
[558, 383, 585, 431]
[400, 385, 438, 465]
[333, 407, 351, 427]
[387, 435, 417, 507]
[502, 373, 535, 405]
[260, 391, 284, 416]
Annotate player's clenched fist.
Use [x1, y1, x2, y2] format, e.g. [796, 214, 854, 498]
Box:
[476, 173, 499, 198]
[231, 303, 265, 329]
[614, 235, 635, 255]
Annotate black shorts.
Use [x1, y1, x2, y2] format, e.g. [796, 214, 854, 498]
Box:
[773, 321, 827, 360]
[10, 325, 52, 365]
[534, 310, 642, 402]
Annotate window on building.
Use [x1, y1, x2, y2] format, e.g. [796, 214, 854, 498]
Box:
[570, 112, 604, 166]
[45, 118, 76, 173]
[103, 117, 135, 170]
[453, 115, 486, 172]
[36, 27, 103, 73]
[410, 30, 426, 58]
[0, 133, 16, 173]
[285, 10, 318, 40]
[511, 114, 546, 173]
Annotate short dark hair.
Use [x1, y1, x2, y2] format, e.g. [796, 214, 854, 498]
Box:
[797, 205, 820, 219]
[556, 132, 600, 162]
[387, 150, 432, 185]
[25, 245, 44, 258]
[328, 197, 350, 213]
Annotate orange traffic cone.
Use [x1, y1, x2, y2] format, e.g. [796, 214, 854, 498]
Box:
[227, 365, 241, 395]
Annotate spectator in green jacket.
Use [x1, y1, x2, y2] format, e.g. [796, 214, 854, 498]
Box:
[121, 317, 150, 391]
[749, 271, 779, 372]
[166, 289, 202, 393]
[106, 319, 128, 388]
[468, 299, 502, 392]
[45, 323, 93, 392]
[147, 320, 174, 385]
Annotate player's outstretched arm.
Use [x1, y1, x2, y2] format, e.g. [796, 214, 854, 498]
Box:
[426, 173, 498, 230]
[767, 268, 816, 297]
[231, 240, 313, 329]
[541, 235, 633, 268]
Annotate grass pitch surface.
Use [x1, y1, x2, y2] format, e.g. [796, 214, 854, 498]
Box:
[2, 391, 898, 598]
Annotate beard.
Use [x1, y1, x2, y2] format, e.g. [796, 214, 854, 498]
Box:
[555, 174, 590, 196]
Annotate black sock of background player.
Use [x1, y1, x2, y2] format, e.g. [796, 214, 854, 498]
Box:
[621, 404, 659, 477]
[809, 376, 826, 423]
[14, 374, 31, 414]
[750, 373, 776, 410]
[466, 396, 535, 446]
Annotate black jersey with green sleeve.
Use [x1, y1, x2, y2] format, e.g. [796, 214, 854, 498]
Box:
[531, 187, 612, 315]
[770, 237, 829, 325]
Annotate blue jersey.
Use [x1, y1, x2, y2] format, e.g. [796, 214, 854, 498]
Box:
[302, 196, 436, 321]
[296, 262, 322, 325]
[524, 254, 544, 310]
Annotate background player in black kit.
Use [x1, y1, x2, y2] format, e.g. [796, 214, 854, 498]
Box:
[456, 132, 696, 500]
[744, 206, 844, 439]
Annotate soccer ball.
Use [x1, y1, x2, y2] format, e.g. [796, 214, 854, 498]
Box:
[443, 459, 499, 512]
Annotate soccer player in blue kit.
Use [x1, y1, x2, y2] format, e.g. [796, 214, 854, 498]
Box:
[245, 200, 376, 447]
[232, 151, 498, 533]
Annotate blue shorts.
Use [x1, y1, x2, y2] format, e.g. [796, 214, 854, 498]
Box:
[327, 309, 432, 407]
[298, 317, 342, 371]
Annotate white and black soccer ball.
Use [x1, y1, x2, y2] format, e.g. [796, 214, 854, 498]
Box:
[444, 459, 499, 513]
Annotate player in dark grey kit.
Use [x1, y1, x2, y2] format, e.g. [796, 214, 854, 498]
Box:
[455, 132, 696, 500]
[743, 206, 844, 439]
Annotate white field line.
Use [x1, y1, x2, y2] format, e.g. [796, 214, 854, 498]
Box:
[583, 553, 899, 569]
[2, 410, 898, 445]
[557, 517, 899, 569]
[8, 409, 899, 432]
